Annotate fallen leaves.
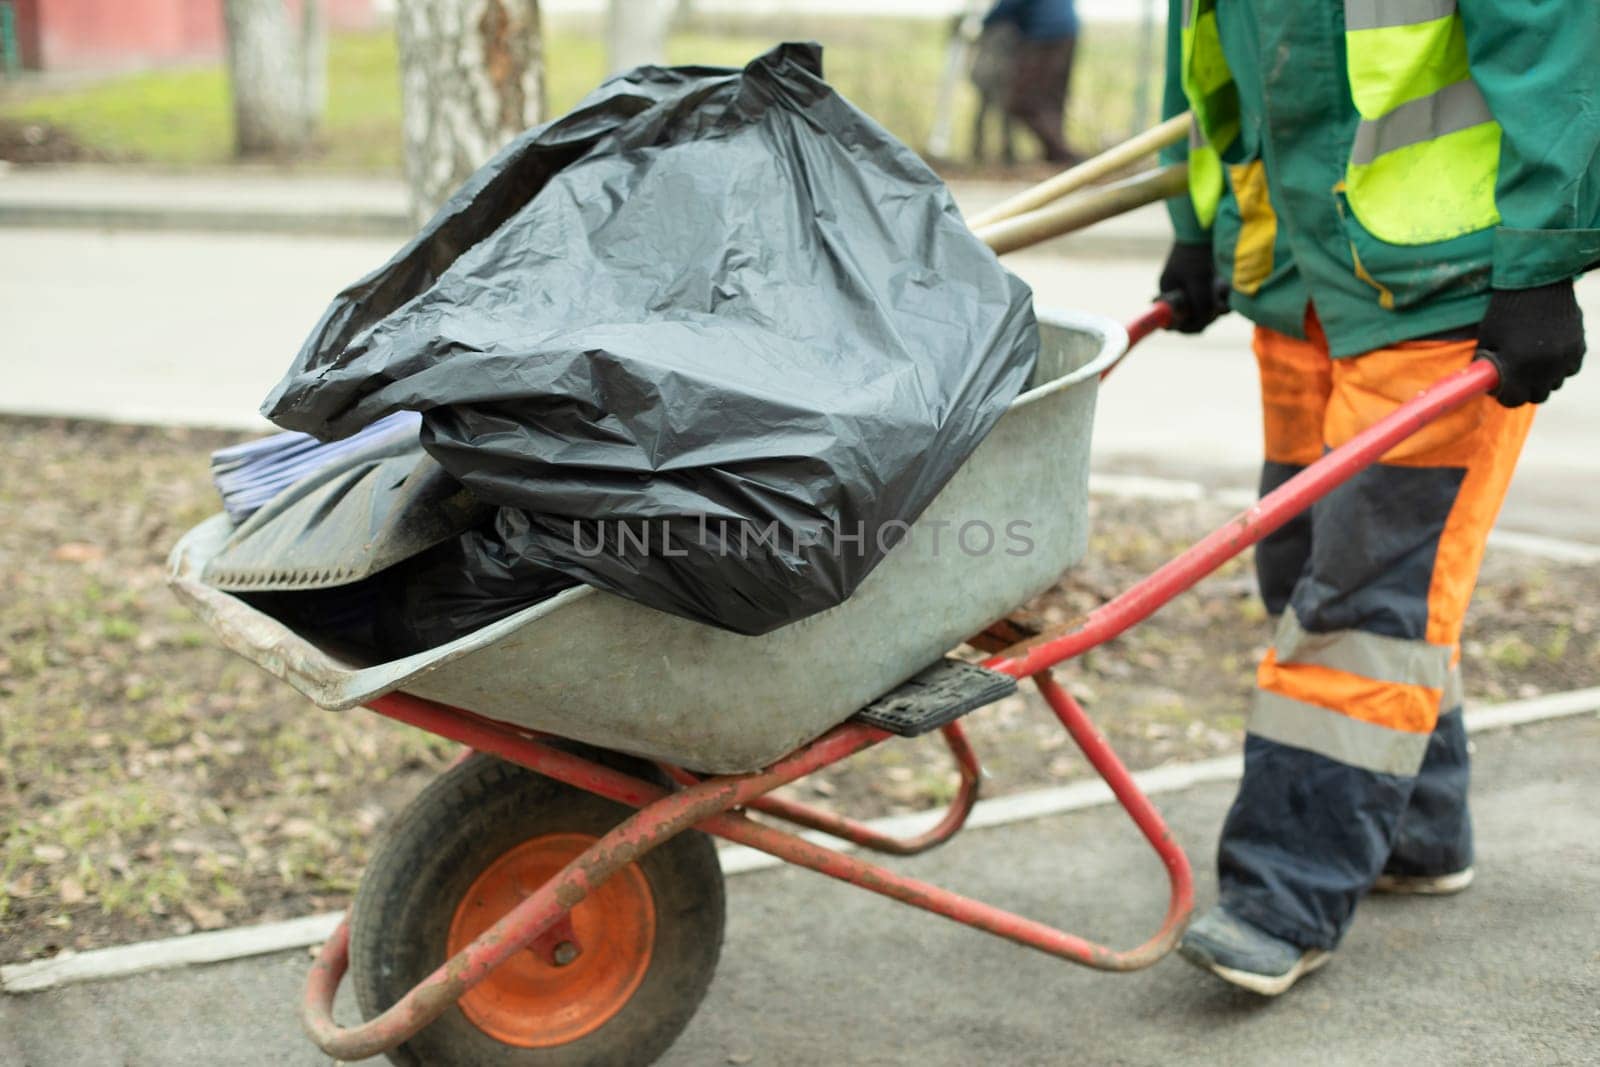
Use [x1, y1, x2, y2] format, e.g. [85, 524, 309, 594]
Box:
[50, 542, 105, 564]
[182, 900, 227, 931]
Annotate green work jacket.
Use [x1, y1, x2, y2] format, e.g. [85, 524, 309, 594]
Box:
[1160, 0, 1600, 357]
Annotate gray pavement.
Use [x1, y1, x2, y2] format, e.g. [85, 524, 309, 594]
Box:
[0, 227, 399, 429]
[3, 221, 1598, 539]
[0, 166, 412, 236]
[5, 714, 1597, 1066]
[0, 164, 1165, 247]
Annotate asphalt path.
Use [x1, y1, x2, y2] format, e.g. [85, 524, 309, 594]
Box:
[4, 714, 1596, 1066]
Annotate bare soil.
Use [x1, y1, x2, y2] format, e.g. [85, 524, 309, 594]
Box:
[0, 118, 120, 164]
[3, 416, 1595, 964]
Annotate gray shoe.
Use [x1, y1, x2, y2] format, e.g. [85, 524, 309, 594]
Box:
[1372, 866, 1474, 895]
[1178, 906, 1331, 996]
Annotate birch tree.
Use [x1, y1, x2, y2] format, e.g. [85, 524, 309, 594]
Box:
[607, 0, 668, 75]
[222, 0, 326, 157]
[395, 0, 545, 224]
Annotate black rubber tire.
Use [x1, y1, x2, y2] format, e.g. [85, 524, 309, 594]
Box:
[349, 750, 725, 1067]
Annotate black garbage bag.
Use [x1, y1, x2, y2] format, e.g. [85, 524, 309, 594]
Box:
[262, 42, 1037, 637]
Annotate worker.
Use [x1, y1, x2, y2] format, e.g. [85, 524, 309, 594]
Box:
[981, 0, 1082, 164]
[1157, 0, 1595, 995]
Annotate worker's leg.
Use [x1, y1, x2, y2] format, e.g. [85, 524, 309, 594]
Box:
[1379, 705, 1472, 885]
[1217, 335, 1534, 949]
[1252, 316, 1333, 614]
[1046, 32, 1078, 154]
[1006, 39, 1076, 163]
[1256, 314, 1473, 887]
[972, 98, 988, 163]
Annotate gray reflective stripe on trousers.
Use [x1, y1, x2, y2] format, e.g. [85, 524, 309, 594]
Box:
[1441, 665, 1463, 712]
[1273, 613, 1454, 689]
[1250, 691, 1432, 776]
[1344, 0, 1455, 31]
[1351, 78, 1494, 165]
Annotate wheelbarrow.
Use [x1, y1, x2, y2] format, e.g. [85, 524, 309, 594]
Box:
[166, 297, 1498, 1064]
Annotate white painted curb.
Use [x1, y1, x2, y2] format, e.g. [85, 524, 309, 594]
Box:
[1, 912, 341, 996]
[5, 686, 1596, 996]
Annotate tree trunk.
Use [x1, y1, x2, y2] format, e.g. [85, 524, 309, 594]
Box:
[395, 0, 545, 225]
[223, 0, 325, 158]
[606, 0, 667, 75]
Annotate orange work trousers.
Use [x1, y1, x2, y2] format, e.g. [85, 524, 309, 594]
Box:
[1216, 308, 1533, 949]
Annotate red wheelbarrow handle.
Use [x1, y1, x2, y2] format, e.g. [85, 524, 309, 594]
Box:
[1096, 296, 1174, 381]
[986, 315, 1501, 677]
[1123, 297, 1177, 351]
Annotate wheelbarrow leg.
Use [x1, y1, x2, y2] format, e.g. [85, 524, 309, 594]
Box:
[1031, 670, 1194, 899]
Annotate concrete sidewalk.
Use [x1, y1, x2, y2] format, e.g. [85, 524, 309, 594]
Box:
[0, 164, 1170, 253]
[10, 223, 1597, 540]
[0, 166, 413, 237]
[4, 714, 1596, 1066]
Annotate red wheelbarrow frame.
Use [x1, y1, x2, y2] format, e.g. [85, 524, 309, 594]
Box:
[302, 303, 1500, 1061]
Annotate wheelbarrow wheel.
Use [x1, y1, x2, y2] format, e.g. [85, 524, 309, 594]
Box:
[349, 749, 725, 1067]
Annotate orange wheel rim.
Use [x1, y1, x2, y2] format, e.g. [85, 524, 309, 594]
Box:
[447, 833, 656, 1048]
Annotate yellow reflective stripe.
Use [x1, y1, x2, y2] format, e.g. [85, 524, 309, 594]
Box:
[1250, 691, 1432, 776]
[1346, 120, 1501, 244]
[1350, 78, 1493, 165]
[1227, 160, 1276, 295]
[1178, 0, 1235, 228]
[1188, 142, 1226, 228]
[1346, 16, 1468, 117]
[1274, 614, 1453, 689]
[1183, 9, 1233, 98]
[1344, 0, 1455, 32]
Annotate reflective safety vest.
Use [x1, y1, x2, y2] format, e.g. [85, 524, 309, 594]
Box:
[1179, 0, 1502, 245]
[1177, 0, 1237, 230]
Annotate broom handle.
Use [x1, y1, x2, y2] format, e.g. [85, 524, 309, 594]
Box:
[972, 164, 1188, 255]
[967, 112, 1191, 229]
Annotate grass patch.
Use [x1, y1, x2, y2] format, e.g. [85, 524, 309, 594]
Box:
[1, 16, 1149, 171]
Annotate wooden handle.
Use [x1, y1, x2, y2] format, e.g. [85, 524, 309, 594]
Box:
[967, 112, 1191, 230]
[972, 164, 1188, 255]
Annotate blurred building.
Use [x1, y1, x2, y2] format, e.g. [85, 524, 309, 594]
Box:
[10, 0, 377, 73]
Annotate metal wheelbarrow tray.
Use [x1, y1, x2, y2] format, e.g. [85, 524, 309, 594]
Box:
[168, 310, 1124, 773]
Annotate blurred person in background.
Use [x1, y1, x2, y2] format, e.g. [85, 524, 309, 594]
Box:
[968, 18, 1020, 166]
[981, 0, 1082, 164]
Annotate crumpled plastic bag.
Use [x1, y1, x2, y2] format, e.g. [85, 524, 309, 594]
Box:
[261, 42, 1037, 637]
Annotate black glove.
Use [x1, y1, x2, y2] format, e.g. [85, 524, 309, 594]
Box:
[1158, 241, 1229, 334]
[1477, 280, 1586, 407]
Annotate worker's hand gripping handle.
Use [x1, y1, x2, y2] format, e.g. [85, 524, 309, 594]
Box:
[1129, 294, 1182, 347]
[1101, 296, 1181, 382]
